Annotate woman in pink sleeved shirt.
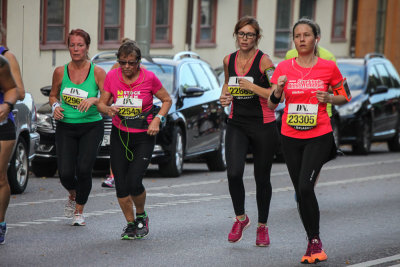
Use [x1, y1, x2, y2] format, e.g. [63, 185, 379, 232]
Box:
[268, 19, 349, 264]
[98, 41, 171, 240]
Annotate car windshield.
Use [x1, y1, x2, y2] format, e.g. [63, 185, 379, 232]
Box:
[95, 62, 115, 73]
[338, 63, 365, 90]
[143, 63, 175, 94]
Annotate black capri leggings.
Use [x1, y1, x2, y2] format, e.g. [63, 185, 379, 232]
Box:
[55, 120, 104, 205]
[110, 125, 155, 198]
[226, 121, 278, 224]
[281, 132, 335, 239]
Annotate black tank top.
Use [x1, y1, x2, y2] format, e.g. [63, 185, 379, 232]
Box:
[227, 50, 271, 125]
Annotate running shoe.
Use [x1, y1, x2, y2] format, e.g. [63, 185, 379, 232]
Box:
[0, 223, 7, 245]
[301, 240, 313, 264]
[256, 225, 270, 247]
[134, 212, 149, 239]
[228, 215, 250, 243]
[310, 237, 327, 263]
[72, 213, 86, 226]
[101, 175, 115, 188]
[121, 223, 136, 240]
[64, 198, 76, 218]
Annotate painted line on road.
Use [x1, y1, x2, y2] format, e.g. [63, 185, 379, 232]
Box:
[348, 253, 400, 266]
[7, 171, 399, 229]
[8, 158, 400, 209]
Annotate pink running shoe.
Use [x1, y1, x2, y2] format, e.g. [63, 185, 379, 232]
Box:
[256, 225, 270, 247]
[228, 215, 250, 243]
[102, 175, 115, 188]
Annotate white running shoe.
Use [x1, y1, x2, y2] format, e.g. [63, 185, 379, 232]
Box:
[101, 176, 115, 188]
[64, 198, 76, 218]
[72, 213, 86, 226]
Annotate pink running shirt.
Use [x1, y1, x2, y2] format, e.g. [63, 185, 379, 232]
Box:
[104, 67, 162, 133]
[271, 58, 343, 139]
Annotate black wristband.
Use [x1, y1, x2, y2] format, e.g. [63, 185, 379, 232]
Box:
[269, 91, 281, 104]
[3, 101, 14, 112]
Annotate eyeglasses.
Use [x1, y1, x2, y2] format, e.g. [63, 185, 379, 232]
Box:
[237, 31, 257, 39]
[118, 60, 139, 66]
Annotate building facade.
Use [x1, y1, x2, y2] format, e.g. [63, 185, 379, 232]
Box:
[0, 0, 372, 104]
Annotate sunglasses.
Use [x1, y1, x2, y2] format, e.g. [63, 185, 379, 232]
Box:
[118, 60, 139, 66]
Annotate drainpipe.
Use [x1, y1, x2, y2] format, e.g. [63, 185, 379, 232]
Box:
[136, 0, 152, 58]
[185, 0, 194, 51]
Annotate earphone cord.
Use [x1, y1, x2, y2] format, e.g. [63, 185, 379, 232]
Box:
[116, 68, 146, 161]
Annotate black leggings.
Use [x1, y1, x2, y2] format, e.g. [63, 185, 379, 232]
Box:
[55, 120, 104, 205]
[226, 122, 278, 224]
[110, 126, 155, 198]
[281, 132, 335, 239]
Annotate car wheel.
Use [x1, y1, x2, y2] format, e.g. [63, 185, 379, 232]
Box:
[206, 129, 227, 171]
[352, 121, 371, 155]
[31, 160, 58, 178]
[7, 138, 29, 194]
[387, 122, 400, 151]
[158, 127, 184, 177]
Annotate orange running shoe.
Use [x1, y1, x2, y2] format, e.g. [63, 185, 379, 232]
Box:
[310, 237, 328, 263]
[301, 240, 314, 264]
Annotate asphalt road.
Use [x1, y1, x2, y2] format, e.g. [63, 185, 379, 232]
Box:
[1, 144, 400, 267]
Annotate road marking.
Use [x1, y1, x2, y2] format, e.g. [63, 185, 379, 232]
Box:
[7, 171, 400, 229]
[9, 158, 400, 208]
[348, 253, 400, 266]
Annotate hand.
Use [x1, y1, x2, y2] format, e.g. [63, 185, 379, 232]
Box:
[219, 91, 233, 107]
[238, 78, 253, 92]
[0, 103, 10, 121]
[107, 106, 119, 117]
[276, 75, 287, 94]
[53, 106, 65, 120]
[147, 119, 160, 136]
[316, 91, 332, 104]
[77, 97, 97, 112]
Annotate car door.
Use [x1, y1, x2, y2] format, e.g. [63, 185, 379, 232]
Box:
[367, 65, 386, 137]
[374, 63, 397, 135]
[192, 63, 222, 151]
[177, 63, 205, 155]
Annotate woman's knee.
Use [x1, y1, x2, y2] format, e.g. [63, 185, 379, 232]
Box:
[130, 184, 145, 196]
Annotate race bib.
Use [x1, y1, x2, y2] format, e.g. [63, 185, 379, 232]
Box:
[62, 88, 88, 108]
[228, 76, 255, 98]
[116, 97, 143, 119]
[286, 103, 318, 131]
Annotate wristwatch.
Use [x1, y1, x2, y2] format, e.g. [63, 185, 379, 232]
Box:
[155, 114, 166, 123]
[3, 101, 14, 112]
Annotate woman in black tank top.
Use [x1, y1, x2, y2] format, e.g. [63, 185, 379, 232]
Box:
[220, 16, 279, 247]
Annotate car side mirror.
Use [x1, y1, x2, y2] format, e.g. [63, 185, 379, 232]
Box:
[182, 87, 204, 98]
[40, 86, 52, 97]
[372, 85, 388, 95]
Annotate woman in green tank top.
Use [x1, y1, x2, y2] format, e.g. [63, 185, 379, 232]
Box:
[49, 29, 106, 227]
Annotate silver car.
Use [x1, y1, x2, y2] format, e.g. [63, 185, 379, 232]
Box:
[7, 93, 40, 194]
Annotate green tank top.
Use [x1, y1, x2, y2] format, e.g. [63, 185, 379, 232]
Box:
[59, 62, 102, 123]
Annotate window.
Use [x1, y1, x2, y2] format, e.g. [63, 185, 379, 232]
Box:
[179, 64, 198, 91]
[375, 0, 387, 53]
[274, 0, 292, 56]
[299, 0, 315, 20]
[0, 0, 6, 45]
[202, 64, 220, 88]
[40, 0, 70, 50]
[368, 66, 382, 92]
[375, 64, 391, 87]
[196, 0, 217, 47]
[331, 0, 347, 41]
[191, 63, 211, 92]
[99, 0, 125, 49]
[385, 62, 400, 88]
[151, 0, 173, 47]
[238, 0, 257, 19]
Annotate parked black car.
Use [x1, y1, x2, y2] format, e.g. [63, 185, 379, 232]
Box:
[32, 51, 227, 177]
[8, 93, 40, 193]
[336, 53, 400, 154]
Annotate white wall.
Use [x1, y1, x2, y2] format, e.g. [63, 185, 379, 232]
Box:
[5, 0, 354, 105]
